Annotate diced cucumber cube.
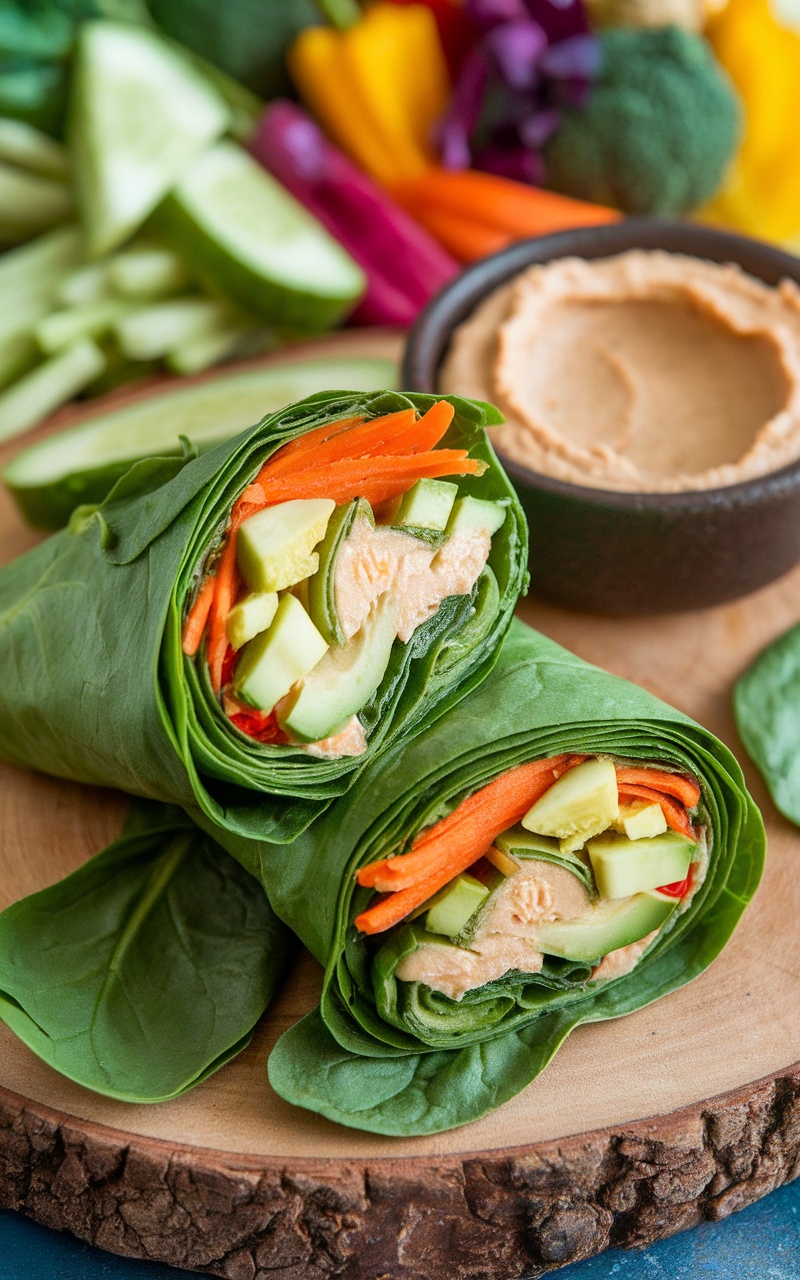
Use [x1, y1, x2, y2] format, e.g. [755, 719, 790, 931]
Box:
[425, 874, 489, 939]
[446, 495, 506, 538]
[394, 479, 458, 532]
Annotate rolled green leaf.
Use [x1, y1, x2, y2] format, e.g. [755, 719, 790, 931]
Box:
[0, 390, 527, 844]
[259, 620, 764, 1136]
[0, 800, 294, 1101]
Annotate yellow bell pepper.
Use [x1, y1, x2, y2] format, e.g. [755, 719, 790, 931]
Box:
[288, 3, 450, 187]
[704, 0, 800, 244]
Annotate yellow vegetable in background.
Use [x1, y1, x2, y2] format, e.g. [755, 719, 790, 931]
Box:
[288, 4, 450, 187]
[705, 0, 800, 243]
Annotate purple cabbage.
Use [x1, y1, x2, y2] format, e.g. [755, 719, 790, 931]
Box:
[250, 101, 459, 328]
[442, 0, 599, 181]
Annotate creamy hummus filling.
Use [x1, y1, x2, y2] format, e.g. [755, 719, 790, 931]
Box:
[291, 521, 491, 758]
[335, 518, 491, 643]
[439, 250, 800, 493]
[396, 860, 590, 1001]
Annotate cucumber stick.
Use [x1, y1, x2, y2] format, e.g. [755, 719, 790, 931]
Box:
[113, 298, 233, 361]
[0, 120, 69, 179]
[156, 143, 365, 333]
[36, 297, 134, 354]
[70, 23, 230, 257]
[0, 161, 73, 231]
[4, 354, 397, 529]
[0, 339, 106, 444]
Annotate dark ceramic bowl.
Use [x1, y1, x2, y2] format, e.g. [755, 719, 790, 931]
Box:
[403, 218, 800, 614]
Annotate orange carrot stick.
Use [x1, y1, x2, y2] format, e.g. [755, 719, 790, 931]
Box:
[407, 206, 512, 264]
[618, 785, 694, 839]
[380, 400, 455, 455]
[262, 411, 414, 479]
[181, 576, 216, 657]
[357, 755, 582, 898]
[243, 450, 485, 512]
[262, 415, 365, 476]
[392, 168, 619, 238]
[207, 536, 240, 694]
[615, 767, 700, 809]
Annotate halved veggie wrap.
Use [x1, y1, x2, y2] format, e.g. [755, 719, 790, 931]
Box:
[259, 620, 764, 1136]
[0, 389, 527, 844]
[0, 801, 295, 1102]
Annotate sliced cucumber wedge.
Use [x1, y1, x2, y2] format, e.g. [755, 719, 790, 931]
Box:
[156, 142, 365, 333]
[4, 353, 397, 530]
[70, 22, 230, 257]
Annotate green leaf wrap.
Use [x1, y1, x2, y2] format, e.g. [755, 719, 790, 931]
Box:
[0, 801, 294, 1101]
[0, 390, 527, 844]
[259, 620, 764, 1135]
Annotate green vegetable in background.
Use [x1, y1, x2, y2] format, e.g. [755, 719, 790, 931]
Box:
[0, 389, 527, 846]
[0, 0, 149, 135]
[544, 25, 742, 216]
[4, 353, 398, 530]
[250, 619, 765, 1136]
[146, 0, 321, 100]
[735, 622, 800, 827]
[0, 800, 294, 1101]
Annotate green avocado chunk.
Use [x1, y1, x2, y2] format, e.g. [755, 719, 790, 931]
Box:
[278, 592, 398, 743]
[233, 593, 328, 712]
[424, 874, 489, 939]
[237, 497, 335, 594]
[522, 757, 619, 853]
[534, 891, 676, 963]
[587, 830, 695, 900]
[307, 498, 373, 646]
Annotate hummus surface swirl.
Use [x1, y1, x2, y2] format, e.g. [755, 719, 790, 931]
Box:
[439, 250, 800, 492]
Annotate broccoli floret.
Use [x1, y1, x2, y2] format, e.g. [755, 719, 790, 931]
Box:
[544, 25, 741, 216]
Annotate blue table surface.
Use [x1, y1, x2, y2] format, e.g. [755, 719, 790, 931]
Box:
[1, 1176, 798, 1279]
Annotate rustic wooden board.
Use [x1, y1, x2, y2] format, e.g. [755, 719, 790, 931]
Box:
[1, 333, 800, 1278]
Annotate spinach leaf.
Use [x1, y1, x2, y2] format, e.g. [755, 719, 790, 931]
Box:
[734, 620, 800, 825]
[0, 800, 294, 1101]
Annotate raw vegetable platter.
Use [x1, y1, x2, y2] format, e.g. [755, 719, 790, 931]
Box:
[0, 334, 798, 1280]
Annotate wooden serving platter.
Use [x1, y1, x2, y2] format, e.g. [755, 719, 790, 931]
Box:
[2, 334, 800, 1279]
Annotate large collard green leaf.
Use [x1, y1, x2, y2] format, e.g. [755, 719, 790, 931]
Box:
[0, 390, 528, 846]
[0, 801, 294, 1101]
[258, 619, 764, 1135]
[734, 620, 800, 826]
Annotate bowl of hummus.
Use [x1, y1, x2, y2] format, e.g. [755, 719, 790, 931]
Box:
[403, 219, 800, 613]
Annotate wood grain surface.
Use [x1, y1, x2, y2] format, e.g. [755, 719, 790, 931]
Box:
[1, 333, 799, 1278]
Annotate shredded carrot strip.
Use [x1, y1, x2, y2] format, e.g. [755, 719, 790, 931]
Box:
[244, 450, 485, 512]
[615, 767, 700, 809]
[381, 400, 455, 455]
[262, 411, 413, 479]
[618, 785, 694, 839]
[207, 536, 240, 694]
[354, 755, 585, 934]
[261, 415, 365, 477]
[181, 577, 216, 657]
